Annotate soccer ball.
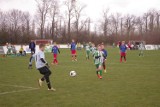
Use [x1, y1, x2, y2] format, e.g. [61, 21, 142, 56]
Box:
[70, 71, 77, 77]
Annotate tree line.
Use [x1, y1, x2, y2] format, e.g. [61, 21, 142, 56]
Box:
[0, 0, 160, 45]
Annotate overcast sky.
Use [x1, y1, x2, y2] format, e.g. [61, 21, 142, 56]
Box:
[0, 0, 160, 21]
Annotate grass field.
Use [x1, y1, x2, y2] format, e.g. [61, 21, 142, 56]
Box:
[0, 48, 160, 107]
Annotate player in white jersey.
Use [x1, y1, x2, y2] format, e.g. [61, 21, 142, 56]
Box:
[34, 44, 56, 91]
[85, 44, 91, 60]
[139, 42, 145, 56]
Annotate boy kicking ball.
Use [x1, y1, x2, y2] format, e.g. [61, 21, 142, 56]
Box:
[36, 44, 56, 91]
[94, 44, 104, 79]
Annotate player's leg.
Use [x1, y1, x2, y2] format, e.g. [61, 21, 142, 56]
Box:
[86, 51, 89, 60]
[74, 50, 77, 61]
[39, 67, 55, 91]
[43, 67, 52, 89]
[38, 67, 46, 86]
[71, 50, 74, 61]
[99, 65, 103, 79]
[124, 53, 126, 62]
[28, 55, 35, 69]
[87, 51, 90, 60]
[120, 53, 123, 62]
[53, 54, 56, 64]
[103, 61, 106, 73]
[55, 54, 58, 64]
[96, 64, 100, 78]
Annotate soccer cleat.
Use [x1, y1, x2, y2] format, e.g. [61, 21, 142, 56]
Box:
[97, 74, 101, 79]
[99, 76, 102, 79]
[28, 64, 32, 69]
[48, 88, 56, 91]
[38, 79, 43, 87]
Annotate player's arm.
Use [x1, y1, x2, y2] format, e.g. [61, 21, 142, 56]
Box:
[103, 52, 107, 60]
[70, 44, 72, 50]
[40, 58, 50, 68]
[58, 48, 60, 54]
[51, 47, 53, 53]
[40, 53, 49, 67]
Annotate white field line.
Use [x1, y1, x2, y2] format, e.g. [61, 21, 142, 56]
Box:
[0, 88, 39, 95]
[0, 84, 39, 95]
[0, 84, 39, 89]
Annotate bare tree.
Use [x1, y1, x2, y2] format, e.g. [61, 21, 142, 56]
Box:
[35, 0, 51, 38]
[120, 18, 123, 36]
[49, 0, 59, 40]
[9, 9, 23, 43]
[136, 17, 144, 36]
[124, 15, 136, 37]
[64, 0, 76, 41]
[110, 13, 121, 36]
[73, 1, 86, 36]
[149, 10, 155, 33]
[143, 13, 149, 33]
[156, 12, 160, 31]
[101, 8, 109, 36]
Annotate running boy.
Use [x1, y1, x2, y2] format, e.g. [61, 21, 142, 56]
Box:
[71, 39, 77, 61]
[120, 41, 127, 63]
[94, 44, 104, 79]
[35, 44, 56, 91]
[51, 42, 60, 65]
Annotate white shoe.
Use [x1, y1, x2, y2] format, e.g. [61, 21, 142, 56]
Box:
[38, 79, 43, 87]
[48, 88, 56, 91]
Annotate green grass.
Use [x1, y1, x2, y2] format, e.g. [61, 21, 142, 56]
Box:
[0, 48, 160, 107]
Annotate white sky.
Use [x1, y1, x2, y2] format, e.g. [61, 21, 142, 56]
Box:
[0, 0, 160, 21]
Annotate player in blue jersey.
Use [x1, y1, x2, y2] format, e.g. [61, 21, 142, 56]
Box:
[101, 43, 108, 73]
[51, 42, 60, 65]
[71, 39, 77, 61]
[120, 41, 127, 63]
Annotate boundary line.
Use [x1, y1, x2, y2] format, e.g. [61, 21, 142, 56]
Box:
[0, 84, 39, 95]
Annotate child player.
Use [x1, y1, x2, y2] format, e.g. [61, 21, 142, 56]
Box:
[139, 42, 145, 56]
[51, 42, 60, 65]
[120, 41, 127, 63]
[85, 43, 90, 60]
[94, 44, 104, 79]
[71, 39, 77, 61]
[90, 43, 97, 56]
[35, 44, 56, 91]
[101, 43, 108, 73]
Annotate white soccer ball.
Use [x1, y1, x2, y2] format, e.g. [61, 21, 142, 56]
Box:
[70, 71, 77, 77]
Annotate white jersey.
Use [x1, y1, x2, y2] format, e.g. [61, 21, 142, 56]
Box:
[35, 50, 46, 69]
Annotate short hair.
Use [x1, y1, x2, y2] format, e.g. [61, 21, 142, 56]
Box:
[39, 44, 45, 48]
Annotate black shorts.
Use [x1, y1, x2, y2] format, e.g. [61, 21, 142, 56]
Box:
[38, 66, 51, 75]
